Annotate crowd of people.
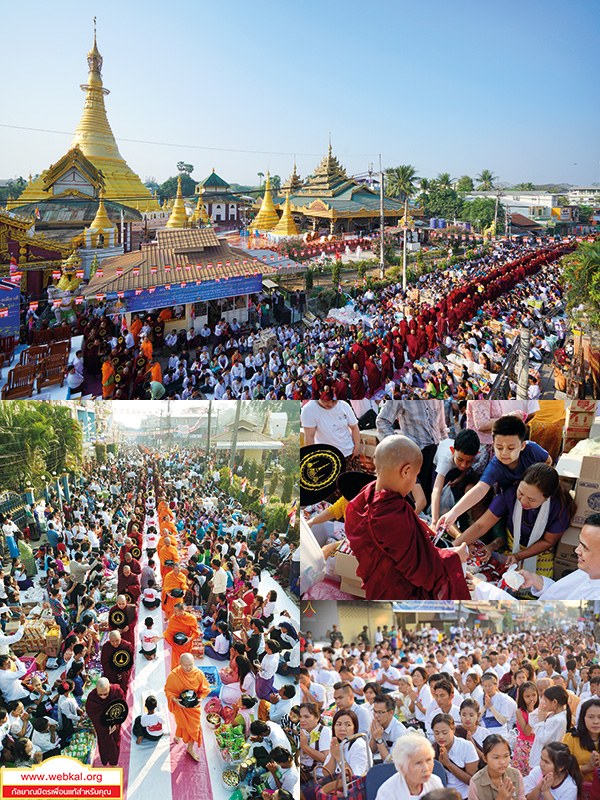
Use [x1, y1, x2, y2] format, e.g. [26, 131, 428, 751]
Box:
[301, 399, 600, 601]
[0, 448, 299, 799]
[299, 617, 600, 800]
[23, 238, 576, 402]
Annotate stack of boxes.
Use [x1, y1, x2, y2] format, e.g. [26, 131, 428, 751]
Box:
[563, 401, 599, 453]
[358, 430, 378, 474]
[44, 625, 62, 659]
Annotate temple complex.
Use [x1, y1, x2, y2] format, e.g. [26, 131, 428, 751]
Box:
[14, 29, 159, 213]
[257, 143, 407, 235]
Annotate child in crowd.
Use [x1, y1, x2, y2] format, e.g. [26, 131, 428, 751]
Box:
[139, 617, 160, 661]
[431, 428, 481, 529]
[133, 696, 164, 745]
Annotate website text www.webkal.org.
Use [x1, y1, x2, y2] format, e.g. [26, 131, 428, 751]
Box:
[1, 768, 121, 798]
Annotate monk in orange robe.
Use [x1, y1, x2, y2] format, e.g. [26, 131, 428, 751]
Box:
[102, 357, 115, 399]
[164, 653, 210, 761]
[164, 604, 199, 668]
[140, 337, 153, 365]
[162, 564, 188, 620]
[160, 518, 177, 537]
[158, 536, 179, 579]
[130, 315, 143, 346]
[150, 360, 162, 384]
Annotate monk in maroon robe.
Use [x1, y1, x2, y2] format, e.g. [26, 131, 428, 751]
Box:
[108, 596, 137, 647]
[365, 357, 381, 396]
[380, 350, 393, 383]
[393, 339, 405, 371]
[118, 552, 141, 575]
[335, 376, 349, 401]
[345, 435, 469, 600]
[350, 365, 366, 400]
[100, 631, 134, 690]
[406, 332, 419, 362]
[86, 679, 128, 766]
[417, 328, 428, 358]
[117, 565, 141, 603]
[352, 342, 366, 372]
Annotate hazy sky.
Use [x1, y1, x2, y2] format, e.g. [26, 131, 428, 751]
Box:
[2, 0, 599, 189]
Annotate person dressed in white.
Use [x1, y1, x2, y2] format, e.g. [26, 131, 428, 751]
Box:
[0, 613, 26, 656]
[321, 709, 369, 787]
[431, 713, 478, 798]
[529, 687, 569, 769]
[479, 673, 516, 738]
[0, 655, 30, 702]
[523, 742, 578, 800]
[376, 734, 443, 800]
[301, 390, 360, 459]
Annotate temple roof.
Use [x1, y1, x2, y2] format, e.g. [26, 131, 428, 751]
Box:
[42, 146, 104, 195]
[281, 162, 303, 194]
[294, 143, 355, 198]
[9, 197, 142, 225]
[82, 227, 292, 297]
[199, 170, 230, 190]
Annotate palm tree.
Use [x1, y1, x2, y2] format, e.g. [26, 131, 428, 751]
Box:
[476, 169, 497, 190]
[385, 165, 418, 202]
[435, 173, 453, 190]
[562, 241, 600, 394]
[419, 178, 431, 193]
[257, 171, 264, 187]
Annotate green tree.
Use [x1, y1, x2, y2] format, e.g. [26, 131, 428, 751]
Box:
[176, 162, 194, 175]
[305, 268, 314, 292]
[94, 443, 106, 464]
[457, 175, 474, 192]
[419, 178, 431, 193]
[461, 197, 504, 230]
[280, 475, 294, 505]
[256, 464, 265, 489]
[257, 172, 264, 187]
[357, 261, 368, 280]
[262, 175, 281, 192]
[424, 188, 464, 221]
[435, 173, 453, 190]
[578, 206, 593, 224]
[476, 169, 497, 190]
[385, 165, 418, 202]
[331, 260, 342, 288]
[562, 241, 600, 330]
[514, 182, 535, 190]
[247, 459, 257, 483]
[269, 470, 279, 495]
[159, 174, 196, 200]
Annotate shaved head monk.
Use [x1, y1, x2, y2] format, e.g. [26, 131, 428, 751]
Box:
[100, 630, 134, 690]
[164, 653, 210, 761]
[86, 677, 128, 765]
[344, 434, 470, 600]
[164, 603, 199, 668]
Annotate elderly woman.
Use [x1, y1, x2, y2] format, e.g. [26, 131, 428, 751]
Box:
[375, 733, 443, 800]
[396, 675, 417, 723]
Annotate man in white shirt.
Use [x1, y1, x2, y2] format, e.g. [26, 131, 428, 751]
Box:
[299, 669, 326, 709]
[301, 389, 360, 459]
[0, 654, 30, 702]
[333, 682, 370, 735]
[375, 655, 402, 692]
[370, 694, 406, 763]
[209, 558, 228, 599]
[0, 613, 26, 656]
[480, 672, 516, 737]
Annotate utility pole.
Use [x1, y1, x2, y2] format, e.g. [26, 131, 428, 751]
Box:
[205, 399, 212, 465]
[229, 399, 242, 470]
[402, 198, 408, 292]
[516, 327, 531, 400]
[494, 184, 500, 232]
[379, 154, 385, 280]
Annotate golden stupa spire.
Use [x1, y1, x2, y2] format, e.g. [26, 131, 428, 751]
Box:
[16, 22, 159, 212]
[89, 190, 115, 231]
[272, 191, 298, 237]
[250, 171, 279, 232]
[165, 175, 188, 229]
[190, 189, 210, 226]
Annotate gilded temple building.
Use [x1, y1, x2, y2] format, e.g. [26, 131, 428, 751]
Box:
[13, 30, 158, 221]
[255, 144, 408, 235]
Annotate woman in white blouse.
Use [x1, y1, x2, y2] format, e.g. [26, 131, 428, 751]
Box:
[407, 667, 433, 725]
[255, 639, 281, 699]
[321, 709, 369, 793]
[219, 656, 256, 707]
[529, 686, 569, 769]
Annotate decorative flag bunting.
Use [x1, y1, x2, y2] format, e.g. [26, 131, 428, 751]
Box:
[165, 266, 170, 273]
[151, 267, 157, 274]
[0, 308, 8, 318]
[217, 262, 222, 268]
[35, 206, 41, 220]
[288, 499, 297, 527]
[10, 273, 22, 283]
[9, 256, 17, 274]
[240, 477, 247, 493]
[135, 289, 143, 296]
[149, 287, 155, 293]
[28, 302, 39, 312]
[75, 296, 84, 304]
[165, 284, 171, 290]
[180, 282, 186, 288]
[52, 271, 61, 279]
[76, 270, 84, 278]
[96, 293, 104, 301]
[229, 468, 234, 486]
[53, 299, 61, 308]
[117, 292, 124, 299]
[133, 268, 140, 276]
[116, 268, 122, 277]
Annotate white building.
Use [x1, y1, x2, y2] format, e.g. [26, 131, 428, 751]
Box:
[567, 187, 600, 206]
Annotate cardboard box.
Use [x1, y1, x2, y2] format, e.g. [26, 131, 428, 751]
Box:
[557, 451, 585, 478]
[340, 578, 366, 598]
[5, 620, 20, 634]
[569, 401, 599, 413]
[566, 410, 597, 428]
[557, 526, 582, 548]
[573, 456, 600, 526]
[335, 552, 361, 582]
[35, 652, 48, 670]
[44, 643, 60, 658]
[554, 555, 577, 582]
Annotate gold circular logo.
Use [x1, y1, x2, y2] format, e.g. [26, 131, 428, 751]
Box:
[301, 450, 344, 493]
[131, 547, 142, 559]
[110, 610, 126, 626]
[112, 649, 132, 670]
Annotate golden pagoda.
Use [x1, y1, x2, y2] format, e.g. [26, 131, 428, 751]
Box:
[271, 191, 299, 237]
[250, 171, 279, 232]
[165, 175, 188, 229]
[281, 160, 303, 194]
[89, 191, 115, 231]
[190, 189, 210, 226]
[16, 26, 159, 211]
